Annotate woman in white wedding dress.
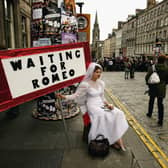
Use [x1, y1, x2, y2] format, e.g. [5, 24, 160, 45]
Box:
[57, 62, 129, 151]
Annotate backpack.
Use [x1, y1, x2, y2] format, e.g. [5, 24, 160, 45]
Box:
[148, 65, 160, 84]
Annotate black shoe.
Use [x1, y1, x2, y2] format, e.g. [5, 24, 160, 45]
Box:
[146, 113, 152, 118]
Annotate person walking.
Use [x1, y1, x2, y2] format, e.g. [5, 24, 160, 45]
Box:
[130, 59, 136, 79]
[57, 62, 129, 151]
[124, 59, 130, 79]
[145, 56, 168, 126]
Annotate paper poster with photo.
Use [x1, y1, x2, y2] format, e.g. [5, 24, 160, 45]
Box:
[61, 33, 77, 44]
[44, 12, 61, 35]
[58, 0, 64, 8]
[31, 20, 43, 38]
[43, 0, 61, 16]
[64, 0, 76, 15]
[61, 14, 78, 33]
[43, 0, 61, 34]
[33, 8, 43, 20]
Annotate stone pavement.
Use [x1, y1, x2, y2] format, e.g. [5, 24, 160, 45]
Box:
[102, 72, 168, 156]
[0, 72, 164, 168]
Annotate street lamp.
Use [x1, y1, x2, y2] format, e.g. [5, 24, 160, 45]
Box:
[76, 2, 84, 14]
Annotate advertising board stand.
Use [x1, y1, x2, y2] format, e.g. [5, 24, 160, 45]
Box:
[0, 42, 91, 148]
[31, 0, 81, 122]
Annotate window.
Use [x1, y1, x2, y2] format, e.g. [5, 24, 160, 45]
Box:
[165, 17, 168, 26]
[166, 2, 168, 12]
[161, 18, 164, 27]
[156, 19, 160, 28]
[21, 15, 27, 48]
[163, 30, 167, 39]
[4, 0, 15, 48]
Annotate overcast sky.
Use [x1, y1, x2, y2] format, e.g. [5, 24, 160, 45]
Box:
[75, 0, 161, 41]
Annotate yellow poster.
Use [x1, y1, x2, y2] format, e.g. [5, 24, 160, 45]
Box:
[64, 0, 76, 15]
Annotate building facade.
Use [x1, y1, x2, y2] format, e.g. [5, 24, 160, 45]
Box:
[103, 34, 113, 58]
[115, 22, 124, 58]
[124, 15, 137, 58]
[0, 0, 31, 50]
[103, 0, 168, 60]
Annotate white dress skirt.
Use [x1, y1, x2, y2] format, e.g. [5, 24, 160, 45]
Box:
[87, 86, 128, 145]
[66, 80, 129, 145]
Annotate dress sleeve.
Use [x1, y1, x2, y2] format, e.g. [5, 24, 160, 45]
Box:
[99, 80, 107, 103]
[65, 82, 89, 114]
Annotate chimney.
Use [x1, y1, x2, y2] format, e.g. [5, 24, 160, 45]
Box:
[147, 0, 156, 9]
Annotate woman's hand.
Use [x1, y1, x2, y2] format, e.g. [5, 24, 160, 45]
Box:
[56, 93, 66, 99]
[106, 104, 114, 110]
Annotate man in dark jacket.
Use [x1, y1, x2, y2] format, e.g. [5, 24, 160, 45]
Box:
[145, 56, 168, 126]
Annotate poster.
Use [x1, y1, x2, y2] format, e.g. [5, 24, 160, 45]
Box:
[64, 0, 76, 15]
[62, 32, 77, 44]
[0, 42, 91, 112]
[1, 48, 86, 98]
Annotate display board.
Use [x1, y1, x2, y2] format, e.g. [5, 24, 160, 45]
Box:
[0, 42, 91, 112]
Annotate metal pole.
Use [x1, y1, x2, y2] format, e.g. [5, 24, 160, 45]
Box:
[76, 2, 84, 14]
[57, 97, 71, 149]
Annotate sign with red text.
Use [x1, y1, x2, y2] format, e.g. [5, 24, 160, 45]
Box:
[0, 42, 91, 112]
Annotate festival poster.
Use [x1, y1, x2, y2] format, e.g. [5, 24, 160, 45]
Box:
[61, 14, 78, 34]
[61, 32, 77, 44]
[64, 0, 76, 15]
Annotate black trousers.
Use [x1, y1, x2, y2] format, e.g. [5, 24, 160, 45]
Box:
[148, 96, 164, 123]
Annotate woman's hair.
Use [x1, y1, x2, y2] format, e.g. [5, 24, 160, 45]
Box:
[94, 65, 102, 72]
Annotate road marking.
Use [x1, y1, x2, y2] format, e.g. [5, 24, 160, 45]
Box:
[105, 88, 168, 168]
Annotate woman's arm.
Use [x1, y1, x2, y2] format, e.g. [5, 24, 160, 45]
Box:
[100, 80, 114, 110]
[56, 82, 88, 100]
[56, 82, 89, 114]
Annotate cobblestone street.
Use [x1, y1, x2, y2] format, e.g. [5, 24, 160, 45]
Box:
[102, 71, 168, 156]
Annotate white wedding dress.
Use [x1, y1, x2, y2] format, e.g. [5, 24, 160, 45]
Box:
[66, 79, 129, 145]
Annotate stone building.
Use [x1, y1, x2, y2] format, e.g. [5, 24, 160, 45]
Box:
[103, 34, 113, 58]
[123, 15, 137, 58]
[136, 0, 168, 59]
[115, 22, 124, 58]
[103, 29, 117, 58]
[0, 0, 31, 49]
[111, 31, 117, 58]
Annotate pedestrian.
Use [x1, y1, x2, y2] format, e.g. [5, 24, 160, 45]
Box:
[108, 59, 113, 71]
[145, 56, 168, 126]
[124, 59, 130, 79]
[57, 62, 129, 151]
[130, 59, 135, 79]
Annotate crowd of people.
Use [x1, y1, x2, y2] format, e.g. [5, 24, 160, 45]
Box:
[97, 57, 156, 72]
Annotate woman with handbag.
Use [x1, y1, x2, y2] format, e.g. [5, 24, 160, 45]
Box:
[57, 62, 129, 151]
